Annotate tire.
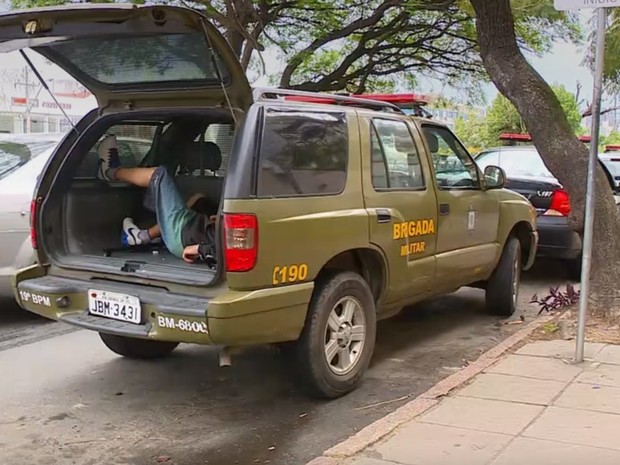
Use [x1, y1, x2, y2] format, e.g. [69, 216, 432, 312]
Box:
[486, 236, 521, 317]
[99, 333, 179, 359]
[294, 271, 377, 399]
[567, 256, 582, 282]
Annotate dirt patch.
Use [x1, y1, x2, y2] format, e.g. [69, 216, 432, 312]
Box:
[527, 307, 620, 345]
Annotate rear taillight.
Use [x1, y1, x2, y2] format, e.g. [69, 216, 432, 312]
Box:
[544, 189, 571, 217]
[30, 198, 38, 250]
[223, 213, 258, 272]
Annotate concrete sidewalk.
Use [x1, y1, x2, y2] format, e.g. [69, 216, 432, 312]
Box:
[335, 339, 620, 465]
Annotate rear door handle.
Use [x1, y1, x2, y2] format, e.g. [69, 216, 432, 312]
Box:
[376, 209, 392, 223]
[439, 203, 450, 215]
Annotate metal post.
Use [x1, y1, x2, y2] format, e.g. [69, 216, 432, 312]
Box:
[576, 7, 607, 363]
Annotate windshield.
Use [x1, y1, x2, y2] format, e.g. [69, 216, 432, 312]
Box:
[475, 148, 554, 179]
[0, 135, 61, 181]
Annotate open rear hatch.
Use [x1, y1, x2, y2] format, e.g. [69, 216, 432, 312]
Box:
[0, 5, 253, 287]
[0, 4, 252, 110]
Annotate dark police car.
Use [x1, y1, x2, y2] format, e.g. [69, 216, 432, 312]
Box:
[475, 135, 616, 279]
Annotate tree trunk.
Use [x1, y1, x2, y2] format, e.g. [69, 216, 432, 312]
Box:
[471, 0, 620, 320]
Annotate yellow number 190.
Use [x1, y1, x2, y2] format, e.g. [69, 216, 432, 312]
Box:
[272, 264, 309, 285]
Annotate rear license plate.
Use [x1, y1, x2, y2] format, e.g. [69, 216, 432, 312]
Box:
[88, 289, 141, 325]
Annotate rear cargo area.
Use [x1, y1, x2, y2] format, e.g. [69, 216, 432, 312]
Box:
[41, 112, 235, 286]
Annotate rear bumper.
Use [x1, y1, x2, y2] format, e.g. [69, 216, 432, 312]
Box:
[536, 215, 582, 260]
[14, 267, 312, 346]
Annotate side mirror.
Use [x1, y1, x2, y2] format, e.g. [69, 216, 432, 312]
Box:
[483, 165, 506, 189]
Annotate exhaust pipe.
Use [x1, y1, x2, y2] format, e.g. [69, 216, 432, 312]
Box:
[219, 346, 232, 368]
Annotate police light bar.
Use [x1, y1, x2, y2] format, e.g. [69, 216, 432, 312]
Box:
[498, 133, 532, 142]
[355, 93, 430, 106]
[605, 145, 620, 152]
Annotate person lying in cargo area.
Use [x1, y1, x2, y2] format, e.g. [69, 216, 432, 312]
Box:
[97, 134, 217, 264]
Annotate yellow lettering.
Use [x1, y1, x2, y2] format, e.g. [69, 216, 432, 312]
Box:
[400, 241, 427, 257]
[394, 218, 436, 242]
[400, 244, 408, 257]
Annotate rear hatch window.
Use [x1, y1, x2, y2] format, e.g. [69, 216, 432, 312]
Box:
[0, 6, 252, 109]
[44, 33, 230, 88]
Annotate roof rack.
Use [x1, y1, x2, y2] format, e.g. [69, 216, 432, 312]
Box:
[252, 87, 405, 114]
[499, 132, 591, 144]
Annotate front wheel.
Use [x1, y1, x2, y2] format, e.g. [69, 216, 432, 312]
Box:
[99, 333, 179, 359]
[294, 271, 377, 399]
[486, 236, 521, 317]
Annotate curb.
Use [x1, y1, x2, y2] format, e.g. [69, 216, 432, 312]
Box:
[305, 314, 555, 465]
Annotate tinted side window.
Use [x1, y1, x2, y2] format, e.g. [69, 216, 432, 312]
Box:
[371, 118, 424, 190]
[257, 109, 348, 197]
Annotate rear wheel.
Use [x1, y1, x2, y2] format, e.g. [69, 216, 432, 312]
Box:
[294, 271, 376, 399]
[99, 333, 179, 359]
[567, 256, 582, 281]
[486, 237, 521, 317]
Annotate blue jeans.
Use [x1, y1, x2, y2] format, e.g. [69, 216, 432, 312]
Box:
[144, 166, 196, 258]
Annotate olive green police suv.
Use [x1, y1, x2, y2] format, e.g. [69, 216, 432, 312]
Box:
[3, 5, 538, 398]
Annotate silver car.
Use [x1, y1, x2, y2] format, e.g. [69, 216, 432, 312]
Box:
[0, 132, 65, 297]
[599, 147, 620, 193]
[0, 131, 157, 298]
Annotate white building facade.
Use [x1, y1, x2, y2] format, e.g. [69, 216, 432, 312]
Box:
[0, 65, 96, 134]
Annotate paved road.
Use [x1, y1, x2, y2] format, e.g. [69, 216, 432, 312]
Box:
[0, 261, 572, 465]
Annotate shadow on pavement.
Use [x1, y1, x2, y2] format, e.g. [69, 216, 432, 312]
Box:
[7, 287, 535, 465]
[0, 257, 573, 465]
[0, 297, 46, 323]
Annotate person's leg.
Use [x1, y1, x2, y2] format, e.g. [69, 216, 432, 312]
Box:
[148, 224, 161, 239]
[123, 192, 197, 246]
[98, 134, 121, 181]
[186, 193, 206, 209]
[114, 167, 157, 187]
[121, 218, 161, 246]
[99, 134, 194, 257]
[151, 166, 197, 258]
[98, 134, 156, 187]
